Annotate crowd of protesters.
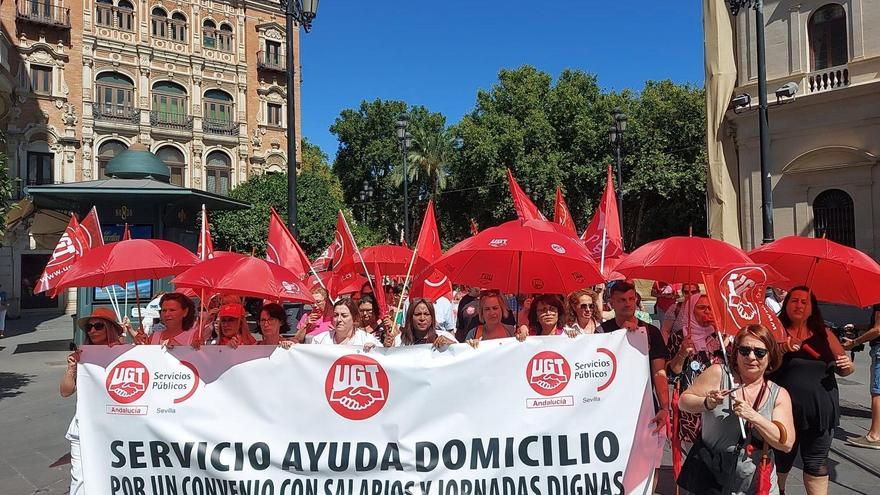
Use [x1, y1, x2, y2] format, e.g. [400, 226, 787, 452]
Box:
[61, 278, 872, 495]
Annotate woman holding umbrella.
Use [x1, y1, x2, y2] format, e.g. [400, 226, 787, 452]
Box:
[771, 287, 854, 495]
[518, 294, 567, 337]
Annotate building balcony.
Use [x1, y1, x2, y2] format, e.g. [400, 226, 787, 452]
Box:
[92, 102, 139, 125]
[150, 111, 193, 131]
[257, 51, 285, 72]
[16, 0, 71, 29]
[807, 65, 849, 94]
[203, 118, 239, 137]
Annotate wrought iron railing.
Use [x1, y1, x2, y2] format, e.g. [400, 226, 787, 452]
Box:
[150, 111, 193, 130]
[92, 102, 139, 124]
[257, 50, 285, 71]
[16, 0, 71, 28]
[203, 118, 239, 136]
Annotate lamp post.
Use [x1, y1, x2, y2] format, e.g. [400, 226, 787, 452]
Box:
[280, 0, 318, 237]
[727, 0, 773, 243]
[395, 113, 412, 245]
[359, 180, 374, 223]
[608, 107, 627, 230]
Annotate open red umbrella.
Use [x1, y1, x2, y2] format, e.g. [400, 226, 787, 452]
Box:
[424, 219, 604, 294]
[57, 239, 199, 289]
[749, 236, 880, 307]
[172, 253, 314, 303]
[361, 244, 425, 276]
[613, 236, 753, 284]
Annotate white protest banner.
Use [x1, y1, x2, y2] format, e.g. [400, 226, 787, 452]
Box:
[76, 330, 663, 495]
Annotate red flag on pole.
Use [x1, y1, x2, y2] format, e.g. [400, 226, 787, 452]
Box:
[35, 214, 89, 295]
[702, 265, 786, 341]
[507, 169, 547, 221]
[122, 223, 132, 241]
[553, 186, 577, 236]
[581, 165, 624, 259]
[197, 204, 214, 261]
[79, 206, 104, 248]
[266, 207, 312, 279]
[410, 199, 452, 301]
[325, 211, 371, 298]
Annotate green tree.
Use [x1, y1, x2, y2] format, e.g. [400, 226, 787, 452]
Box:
[389, 124, 454, 199]
[0, 149, 14, 239]
[212, 140, 345, 258]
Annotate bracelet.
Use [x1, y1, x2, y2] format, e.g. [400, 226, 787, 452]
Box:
[772, 420, 787, 444]
[703, 396, 712, 410]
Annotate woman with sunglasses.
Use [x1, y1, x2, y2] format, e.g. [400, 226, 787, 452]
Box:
[258, 303, 294, 349]
[518, 294, 567, 338]
[771, 286, 854, 495]
[678, 325, 795, 495]
[61, 307, 125, 495]
[565, 289, 602, 335]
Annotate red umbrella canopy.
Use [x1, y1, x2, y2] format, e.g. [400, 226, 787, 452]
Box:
[425, 219, 604, 294]
[172, 253, 315, 303]
[614, 236, 752, 284]
[749, 236, 880, 307]
[361, 244, 425, 276]
[57, 239, 199, 289]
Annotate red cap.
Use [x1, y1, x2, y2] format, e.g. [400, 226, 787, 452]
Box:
[218, 303, 245, 318]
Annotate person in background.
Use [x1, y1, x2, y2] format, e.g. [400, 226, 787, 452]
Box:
[209, 303, 256, 347]
[294, 288, 333, 343]
[518, 294, 566, 338]
[431, 294, 456, 333]
[678, 325, 794, 495]
[651, 281, 679, 324]
[765, 287, 786, 315]
[661, 283, 702, 342]
[516, 295, 533, 327]
[771, 286, 854, 495]
[0, 285, 7, 338]
[466, 290, 517, 343]
[565, 288, 602, 335]
[455, 286, 482, 342]
[312, 298, 381, 347]
[843, 303, 880, 449]
[61, 308, 124, 495]
[358, 294, 392, 343]
[257, 303, 294, 348]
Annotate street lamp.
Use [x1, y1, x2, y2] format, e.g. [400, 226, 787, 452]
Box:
[395, 113, 412, 245]
[608, 107, 627, 231]
[727, 0, 774, 243]
[359, 180, 374, 223]
[281, 0, 319, 237]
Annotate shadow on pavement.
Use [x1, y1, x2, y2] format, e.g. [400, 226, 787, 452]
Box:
[841, 404, 872, 419]
[13, 338, 72, 354]
[0, 371, 34, 400]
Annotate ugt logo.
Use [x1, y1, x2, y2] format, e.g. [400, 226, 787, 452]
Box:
[106, 360, 149, 404]
[526, 351, 571, 396]
[325, 355, 389, 420]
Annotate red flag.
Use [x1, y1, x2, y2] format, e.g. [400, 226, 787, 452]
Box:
[410, 199, 452, 301]
[702, 265, 786, 341]
[469, 218, 479, 237]
[197, 204, 214, 261]
[581, 165, 624, 260]
[266, 207, 312, 279]
[122, 223, 131, 241]
[35, 214, 89, 295]
[79, 206, 104, 248]
[507, 169, 547, 221]
[312, 211, 360, 275]
[553, 186, 577, 236]
[371, 261, 389, 317]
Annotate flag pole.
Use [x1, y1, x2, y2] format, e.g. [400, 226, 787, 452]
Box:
[599, 226, 608, 276]
[390, 247, 419, 338]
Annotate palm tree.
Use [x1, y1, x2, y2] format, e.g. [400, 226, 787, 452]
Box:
[390, 125, 453, 199]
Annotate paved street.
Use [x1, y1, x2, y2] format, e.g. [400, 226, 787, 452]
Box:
[1, 313, 879, 494]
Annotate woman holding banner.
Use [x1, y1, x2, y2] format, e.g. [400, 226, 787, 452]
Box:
[465, 290, 517, 344]
[398, 298, 457, 347]
[146, 293, 199, 348]
[518, 294, 567, 337]
[772, 287, 854, 495]
[564, 289, 602, 335]
[258, 303, 294, 348]
[61, 308, 125, 495]
[312, 298, 382, 347]
[207, 303, 256, 347]
[678, 325, 795, 495]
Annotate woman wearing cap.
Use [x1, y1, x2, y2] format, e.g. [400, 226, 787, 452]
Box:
[259, 303, 294, 349]
[146, 292, 200, 348]
[61, 308, 124, 495]
[312, 298, 381, 347]
[209, 303, 256, 348]
[466, 290, 517, 346]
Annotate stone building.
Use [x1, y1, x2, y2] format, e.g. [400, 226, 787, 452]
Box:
[0, 0, 302, 315]
[706, 1, 880, 256]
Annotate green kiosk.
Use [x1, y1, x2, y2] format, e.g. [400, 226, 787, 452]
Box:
[26, 143, 250, 343]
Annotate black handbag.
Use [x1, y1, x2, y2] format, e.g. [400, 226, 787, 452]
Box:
[677, 436, 742, 495]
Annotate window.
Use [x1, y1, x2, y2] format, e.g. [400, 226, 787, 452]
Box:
[117, 0, 134, 31]
[29, 65, 52, 95]
[267, 103, 282, 127]
[203, 89, 236, 135]
[813, 188, 855, 247]
[218, 23, 234, 52]
[151, 7, 167, 38]
[95, 0, 113, 27]
[202, 19, 216, 49]
[26, 151, 53, 185]
[97, 140, 128, 179]
[265, 40, 281, 65]
[151, 81, 188, 126]
[95, 72, 136, 122]
[156, 146, 185, 186]
[205, 151, 231, 195]
[809, 4, 847, 70]
[170, 12, 187, 42]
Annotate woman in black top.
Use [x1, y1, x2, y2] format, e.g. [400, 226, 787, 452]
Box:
[400, 298, 456, 347]
[771, 286, 854, 495]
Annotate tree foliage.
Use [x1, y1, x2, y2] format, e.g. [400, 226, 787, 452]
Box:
[0, 147, 14, 239]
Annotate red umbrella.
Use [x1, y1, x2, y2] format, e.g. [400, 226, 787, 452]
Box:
[613, 236, 753, 284]
[57, 239, 199, 289]
[749, 236, 880, 307]
[172, 253, 314, 303]
[361, 244, 424, 276]
[424, 219, 604, 294]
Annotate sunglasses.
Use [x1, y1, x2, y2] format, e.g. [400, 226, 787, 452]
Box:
[737, 345, 768, 359]
[578, 304, 593, 311]
[84, 322, 106, 331]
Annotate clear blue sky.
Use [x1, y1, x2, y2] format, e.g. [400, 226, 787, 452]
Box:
[299, 1, 706, 160]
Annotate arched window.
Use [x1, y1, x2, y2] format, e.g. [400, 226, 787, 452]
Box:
[218, 23, 234, 51]
[151, 81, 188, 127]
[150, 7, 167, 38]
[205, 150, 231, 195]
[202, 19, 217, 49]
[97, 140, 128, 179]
[156, 145, 185, 186]
[813, 188, 855, 247]
[203, 89, 236, 135]
[94, 72, 136, 123]
[170, 12, 187, 42]
[95, 0, 113, 27]
[116, 0, 135, 31]
[809, 4, 847, 70]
